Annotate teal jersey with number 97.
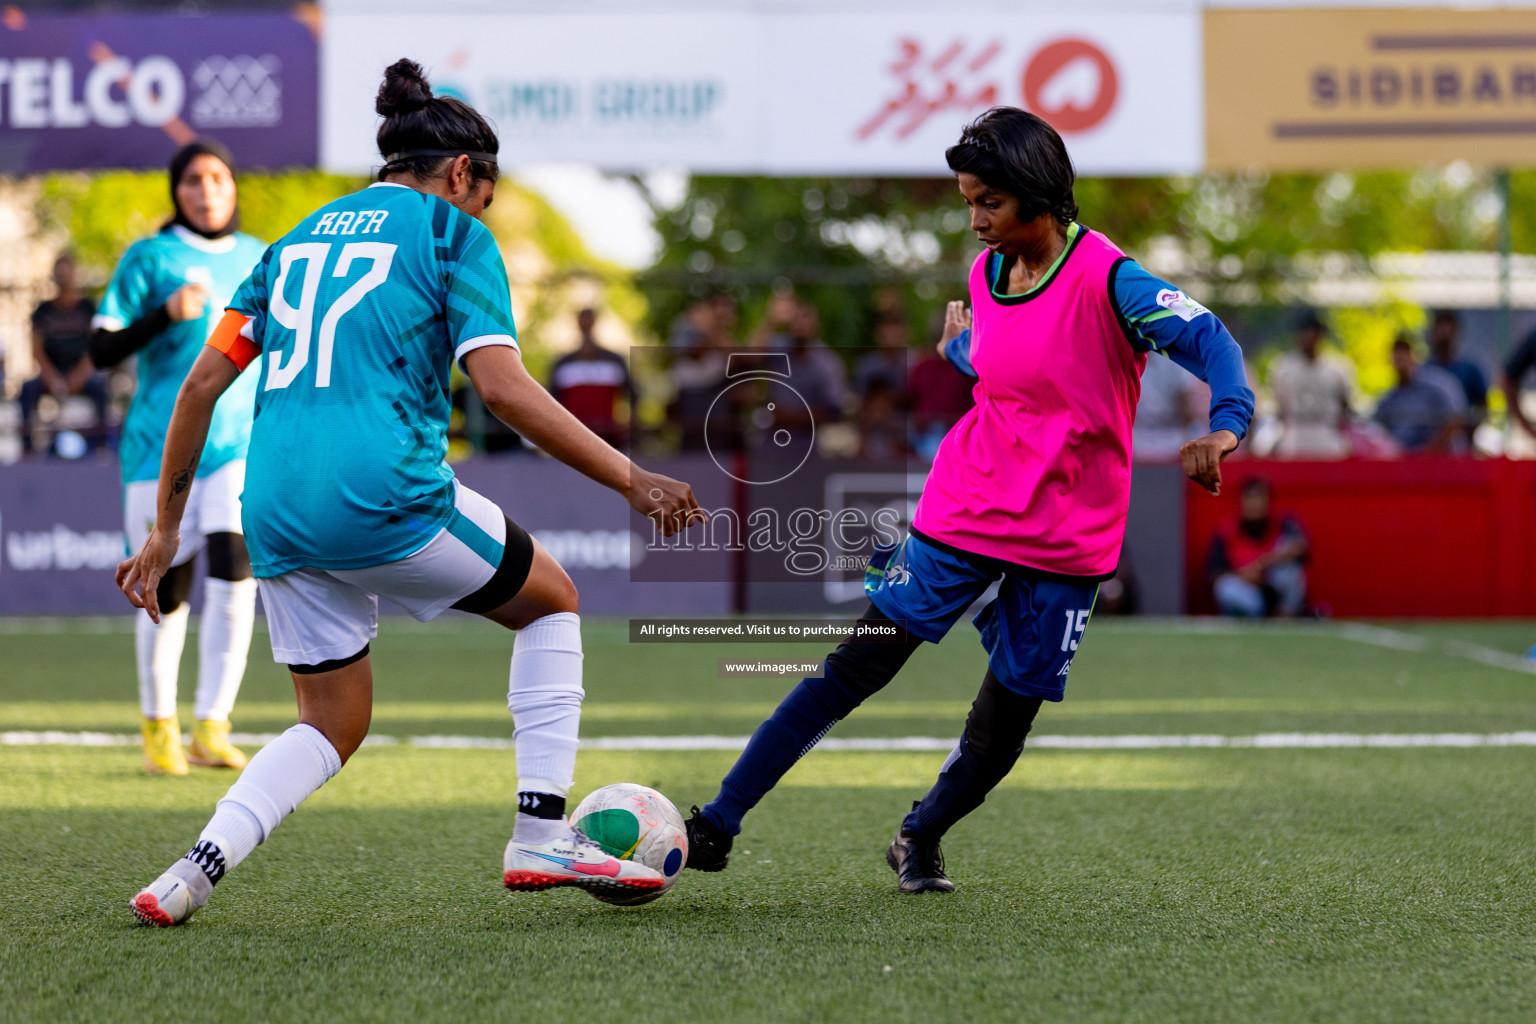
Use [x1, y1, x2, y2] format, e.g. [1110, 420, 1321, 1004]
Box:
[227, 182, 519, 578]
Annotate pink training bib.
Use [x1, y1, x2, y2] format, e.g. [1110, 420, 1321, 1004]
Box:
[912, 229, 1146, 577]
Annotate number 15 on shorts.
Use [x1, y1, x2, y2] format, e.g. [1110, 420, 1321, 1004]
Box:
[1060, 608, 1090, 652]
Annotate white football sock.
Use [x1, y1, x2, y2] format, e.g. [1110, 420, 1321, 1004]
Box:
[137, 604, 189, 720]
[507, 612, 584, 798]
[195, 724, 342, 874]
[512, 813, 569, 844]
[194, 577, 256, 721]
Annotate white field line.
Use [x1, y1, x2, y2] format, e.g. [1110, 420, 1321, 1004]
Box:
[8, 731, 1536, 751]
[1332, 623, 1536, 674]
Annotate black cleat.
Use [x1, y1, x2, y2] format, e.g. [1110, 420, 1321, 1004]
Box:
[685, 806, 733, 872]
[886, 831, 956, 894]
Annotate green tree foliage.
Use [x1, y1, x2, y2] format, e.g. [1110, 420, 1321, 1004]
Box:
[36, 170, 368, 283]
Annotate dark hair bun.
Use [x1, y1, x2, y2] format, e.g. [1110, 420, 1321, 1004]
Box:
[374, 57, 499, 184]
[376, 58, 433, 117]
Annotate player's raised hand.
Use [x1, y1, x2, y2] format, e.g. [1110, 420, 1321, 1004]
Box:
[116, 528, 180, 623]
[164, 283, 209, 322]
[1180, 429, 1240, 495]
[630, 467, 705, 537]
[939, 301, 972, 345]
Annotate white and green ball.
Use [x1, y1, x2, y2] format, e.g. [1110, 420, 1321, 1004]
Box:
[569, 783, 688, 906]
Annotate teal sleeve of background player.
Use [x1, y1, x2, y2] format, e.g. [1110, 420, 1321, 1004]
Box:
[96, 246, 153, 328]
[942, 329, 975, 377]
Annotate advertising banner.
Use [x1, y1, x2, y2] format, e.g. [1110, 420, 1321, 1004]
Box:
[0, 10, 319, 173]
[322, 12, 764, 174]
[0, 461, 126, 615]
[322, 8, 1200, 176]
[763, 12, 1201, 176]
[1207, 7, 1536, 172]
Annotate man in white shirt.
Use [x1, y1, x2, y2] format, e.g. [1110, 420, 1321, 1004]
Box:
[1268, 311, 1355, 459]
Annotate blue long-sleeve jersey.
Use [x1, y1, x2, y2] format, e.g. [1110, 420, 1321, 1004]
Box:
[943, 256, 1254, 440]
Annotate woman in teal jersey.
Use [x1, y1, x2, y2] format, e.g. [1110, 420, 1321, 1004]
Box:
[117, 60, 704, 926]
[90, 139, 265, 776]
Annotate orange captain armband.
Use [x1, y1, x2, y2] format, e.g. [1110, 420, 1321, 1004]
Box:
[206, 310, 260, 371]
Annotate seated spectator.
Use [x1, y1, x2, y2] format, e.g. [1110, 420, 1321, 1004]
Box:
[1268, 310, 1354, 459]
[1373, 335, 1465, 453]
[908, 313, 975, 461]
[548, 307, 634, 448]
[20, 253, 108, 455]
[1134, 353, 1207, 462]
[1426, 310, 1487, 439]
[765, 300, 846, 426]
[852, 312, 910, 404]
[1209, 478, 1309, 618]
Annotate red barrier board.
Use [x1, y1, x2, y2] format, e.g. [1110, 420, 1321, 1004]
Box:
[1184, 459, 1536, 618]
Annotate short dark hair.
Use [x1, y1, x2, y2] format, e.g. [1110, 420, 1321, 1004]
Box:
[945, 108, 1078, 225]
[1241, 477, 1270, 498]
[1392, 334, 1414, 352]
[375, 59, 499, 185]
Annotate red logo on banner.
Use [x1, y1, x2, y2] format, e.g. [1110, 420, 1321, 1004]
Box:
[1022, 39, 1118, 134]
[856, 37, 1002, 140]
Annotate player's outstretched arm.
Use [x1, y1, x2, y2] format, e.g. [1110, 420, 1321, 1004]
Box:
[462, 346, 703, 537]
[116, 346, 240, 621]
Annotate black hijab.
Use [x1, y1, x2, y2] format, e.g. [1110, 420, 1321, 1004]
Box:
[168, 139, 239, 240]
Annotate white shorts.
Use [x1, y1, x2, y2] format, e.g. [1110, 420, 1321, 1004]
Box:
[124, 459, 245, 568]
[257, 483, 533, 666]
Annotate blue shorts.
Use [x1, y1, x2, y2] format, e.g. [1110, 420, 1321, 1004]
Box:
[864, 532, 1099, 701]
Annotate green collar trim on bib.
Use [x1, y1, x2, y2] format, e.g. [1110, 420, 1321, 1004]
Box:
[988, 222, 1084, 306]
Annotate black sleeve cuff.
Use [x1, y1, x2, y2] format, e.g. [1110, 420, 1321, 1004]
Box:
[89, 305, 173, 367]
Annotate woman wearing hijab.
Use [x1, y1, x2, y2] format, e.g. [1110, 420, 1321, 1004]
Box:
[90, 139, 266, 776]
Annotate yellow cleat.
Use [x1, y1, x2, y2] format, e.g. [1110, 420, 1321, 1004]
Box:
[142, 717, 189, 776]
[188, 719, 248, 770]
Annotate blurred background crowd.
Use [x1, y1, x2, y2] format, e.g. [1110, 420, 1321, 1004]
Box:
[7, 161, 1536, 468]
[8, 254, 1536, 468]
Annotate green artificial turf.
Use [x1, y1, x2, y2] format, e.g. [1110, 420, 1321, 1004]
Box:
[3, 616, 1536, 1022]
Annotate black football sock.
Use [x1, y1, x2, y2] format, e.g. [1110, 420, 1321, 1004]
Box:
[703, 605, 924, 836]
[517, 791, 566, 820]
[184, 839, 228, 886]
[903, 670, 1043, 841]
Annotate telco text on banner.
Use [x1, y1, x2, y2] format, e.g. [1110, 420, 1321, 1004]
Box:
[0, 11, 319, 173]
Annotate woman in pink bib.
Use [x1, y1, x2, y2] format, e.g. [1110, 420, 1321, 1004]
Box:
[686, 109, 1254, 893]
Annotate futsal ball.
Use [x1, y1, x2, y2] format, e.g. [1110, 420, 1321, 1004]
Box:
[569, 783, 688, 906]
